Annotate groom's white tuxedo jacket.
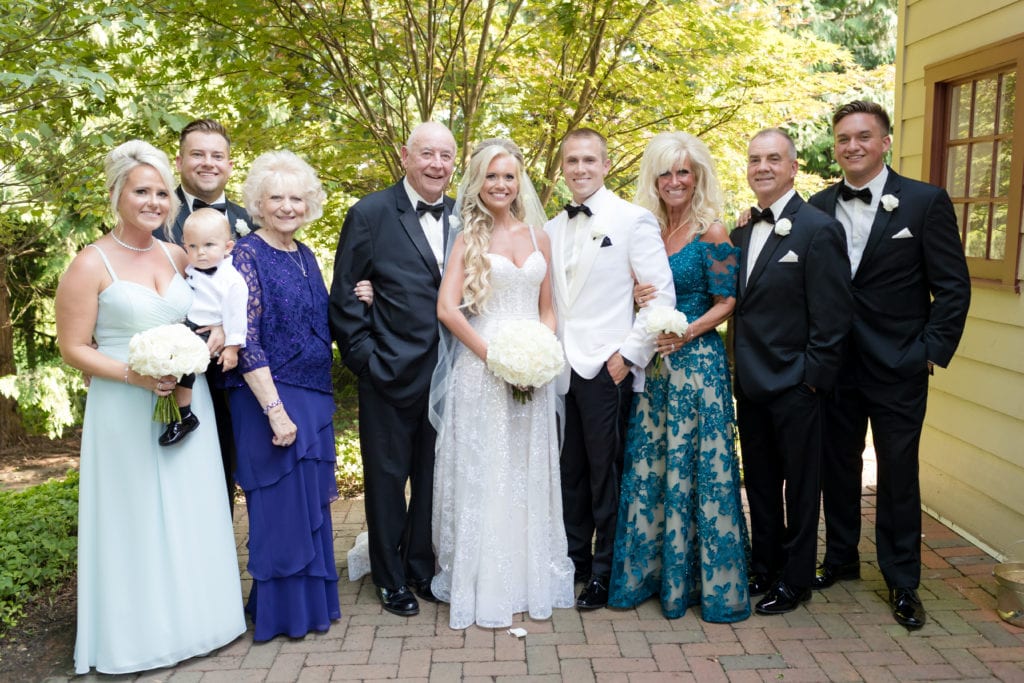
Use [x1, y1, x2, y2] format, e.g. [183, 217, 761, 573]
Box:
[545, 186, 675, 393]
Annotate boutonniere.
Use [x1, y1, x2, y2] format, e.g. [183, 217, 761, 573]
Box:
[234, 218, 251, 236]
[880, 194, 899, 212]
[591, 227, 608, 242]
[774, 218, 792, 237]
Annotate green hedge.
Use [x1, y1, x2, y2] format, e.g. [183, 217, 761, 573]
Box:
[0, 472, 78, 633]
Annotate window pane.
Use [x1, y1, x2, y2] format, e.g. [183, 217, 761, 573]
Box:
[996, 140, 1012, 197]
[992, 203, 1006, 260]
[974, 76, 997, 137]
[966, 203, 990, 258]
[969, 141, 993, 196]
[950, 83, 972, 140]
[999, 71, 1016, 134]
[946, 144, 967, 197]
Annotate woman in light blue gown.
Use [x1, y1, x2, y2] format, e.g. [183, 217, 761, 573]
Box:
[56, 140, 245, 674]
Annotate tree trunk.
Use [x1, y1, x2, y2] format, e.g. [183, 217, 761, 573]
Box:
[0, 254, 27, 448]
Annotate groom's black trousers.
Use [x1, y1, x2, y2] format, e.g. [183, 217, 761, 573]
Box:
[560, 367, 632, 579]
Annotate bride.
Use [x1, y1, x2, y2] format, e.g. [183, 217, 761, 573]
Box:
[429, 138, 574, 629]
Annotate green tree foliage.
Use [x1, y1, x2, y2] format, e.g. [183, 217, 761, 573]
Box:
[1, 0, 883, 438]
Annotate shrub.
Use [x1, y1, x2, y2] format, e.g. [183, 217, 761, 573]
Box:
[0, 471, 79, 633]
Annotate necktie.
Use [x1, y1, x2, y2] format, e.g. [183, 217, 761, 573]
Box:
[193, 198, 227, 212]
[416, 200, 445, 220]
[193, 266, 218, 275]
[840, 185, 872, 203]
[565, 203, 593, 219]
[750, 206, 775, 225]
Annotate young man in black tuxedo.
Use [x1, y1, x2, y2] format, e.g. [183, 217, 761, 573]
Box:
[731, 128, 852, 615]
[808, 101, 970, 630]
[329, 122, 456, 617]
[164, 119, 255, 509]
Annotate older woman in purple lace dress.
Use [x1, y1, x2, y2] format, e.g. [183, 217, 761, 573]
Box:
[225, 150, 340, 641]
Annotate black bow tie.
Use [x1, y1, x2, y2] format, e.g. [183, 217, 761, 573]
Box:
[750, 206, 775, 225]
[193, 198, 227, 213]
[193, 265, 218, 275]
[565, 203, 593, 219]
[415, 200, 445, 220]
[840, 185, 872, 203]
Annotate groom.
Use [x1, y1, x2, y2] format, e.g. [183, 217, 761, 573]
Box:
[545, 128, 674, 610]
[330, 121, 457, 617]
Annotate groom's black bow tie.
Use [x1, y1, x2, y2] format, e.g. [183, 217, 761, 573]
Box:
[840, 185, 872, 203]
[193, 198, 227, 213]
[416, 200, 445, 220]
[750, 206, 775, 225]
[565, 203, 593, 219]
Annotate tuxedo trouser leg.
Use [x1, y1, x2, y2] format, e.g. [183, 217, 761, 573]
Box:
[206, 360, 238, 513]
[821, 380, 869, 567]
[359, 377, 430, 590]
[737, 396, 785, 579]
[771, 385, 823, 589]
[564, 368, 631, 578]
[561, 386, 594, 575]
[403, 404, 437, 584]
[865, 375, 927, 589]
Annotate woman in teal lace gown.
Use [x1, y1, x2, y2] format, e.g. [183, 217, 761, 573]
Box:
[609, 132, 750, 622]
[56, 141, 245, 674]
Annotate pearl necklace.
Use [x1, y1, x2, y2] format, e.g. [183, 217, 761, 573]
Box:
[111, 229, 155, 252]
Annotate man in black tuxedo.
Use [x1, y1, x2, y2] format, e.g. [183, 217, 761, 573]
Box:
[329, 121, 456, 617]
[732, 128, 852, 615]
[808, 101, 970, 630]
[165, 119, 255, 510]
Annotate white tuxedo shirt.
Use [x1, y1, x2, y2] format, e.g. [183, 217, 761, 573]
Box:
[545, 186, 675, 393]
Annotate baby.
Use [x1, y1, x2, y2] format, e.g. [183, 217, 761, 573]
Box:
[160, 208, 248, 446]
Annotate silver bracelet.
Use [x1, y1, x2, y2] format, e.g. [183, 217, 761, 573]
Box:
[263, 398, 283, 415]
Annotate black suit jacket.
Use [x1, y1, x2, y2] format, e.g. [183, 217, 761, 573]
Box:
[329, 181, 454, 407]
[731, 193, 853, 402]
[160, 186, 255, 246]
[809, 168, 970, 383]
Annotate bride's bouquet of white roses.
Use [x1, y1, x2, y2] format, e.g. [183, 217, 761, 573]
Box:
[128, 323, 212, 423]
[485, 320, 565, 403]
[645, 306, 689, 372]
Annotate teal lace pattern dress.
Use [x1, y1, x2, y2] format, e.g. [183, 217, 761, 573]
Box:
[609, 238, 750, 622]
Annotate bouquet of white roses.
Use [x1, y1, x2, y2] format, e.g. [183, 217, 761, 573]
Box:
[128, 323, 212, 423]
[645, 306, 689, 372]
[486, 320, 565, 403]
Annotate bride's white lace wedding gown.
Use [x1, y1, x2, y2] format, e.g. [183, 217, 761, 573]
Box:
[431, 233, 575, 630]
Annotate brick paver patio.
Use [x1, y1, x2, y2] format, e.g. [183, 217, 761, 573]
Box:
[62, 479, 1024, 683]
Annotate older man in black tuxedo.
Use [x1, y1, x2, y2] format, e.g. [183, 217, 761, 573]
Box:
[330, 121, 456, 618]
[809, 101, 970, 630]
[162, 119, 255, 508]
[732, 128, 852, 615]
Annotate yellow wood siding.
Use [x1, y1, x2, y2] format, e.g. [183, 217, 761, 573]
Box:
[898, 0, 1024, 560]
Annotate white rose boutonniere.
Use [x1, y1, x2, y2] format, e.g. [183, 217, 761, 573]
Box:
[880, 194, 899, 212]
[234, 218, 251, 236]
[591, 227, 608, 242]
[774, 218, 792, 237]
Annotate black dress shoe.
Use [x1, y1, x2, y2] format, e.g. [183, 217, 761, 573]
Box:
[755, 580, 811, 615]
[576, 575, 609, 610]
[409, 578, 438, 603]
[889, 587, 926, 630]
[377, 586, 419, 616]
[748, 572, 774, 596]
[159, 413, 200, 446]
[811, 562, 860, 589]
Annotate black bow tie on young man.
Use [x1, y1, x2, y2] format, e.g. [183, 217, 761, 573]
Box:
[750, 206, 775, 225]
[415, 200, 445, 220]
[192, 198, 227, 212]
[564, 203, 593, 219]
[840, 185, 873, 203]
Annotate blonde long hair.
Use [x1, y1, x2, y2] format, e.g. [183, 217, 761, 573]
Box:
[634, 132, 723, 238]
[460, 139, 529, 315]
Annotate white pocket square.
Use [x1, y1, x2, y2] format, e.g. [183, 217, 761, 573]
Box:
[892, 227, 913, 239]
[778, 250, 799, 263]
